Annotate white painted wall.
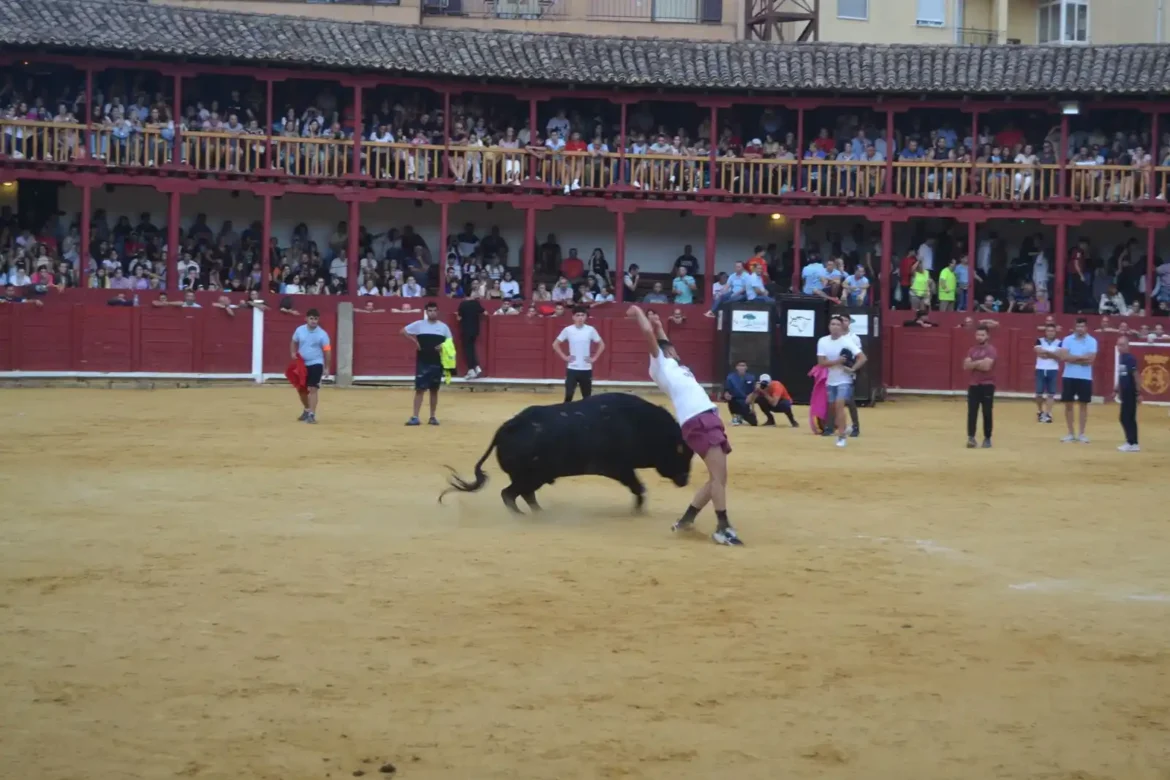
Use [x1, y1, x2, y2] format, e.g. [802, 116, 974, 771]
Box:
[55, 185, 1169, 274]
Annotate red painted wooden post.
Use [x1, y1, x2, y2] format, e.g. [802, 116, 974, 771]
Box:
[350, 82, 363, 177]
[523, 207, 536, 299]
[707, 105, 718, 188]
[265, 78, 274, 169]
[260, 193, 272, 292]
[618, 102, 627, 184]
[966, 218, 976, 312]
[82, 66, 94, 162]
[795, 107, 804, 192]
[438, 200, 449, 285]
[792, 217, 803, 292]
[1145, 224, 1156, 317]
[346, 199, 359, 292]
[1058, 115, 1069, 198]
[615, 211, 626, 300]
[704, 215, 716, 302]
[528, 97, 539, 182]
[79, 184, 91, 288]
[167, 190, 181, 292]
[1054, 222, 1067, 314]
[443, 90, 452, 181]
[171, 73, 183, 165]
[884, 110, 895, 195]
[1149, 111, 1159, 200]
[879, 219, 892, 309]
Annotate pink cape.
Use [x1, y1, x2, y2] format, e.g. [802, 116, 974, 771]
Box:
[807, 364, 829, 433]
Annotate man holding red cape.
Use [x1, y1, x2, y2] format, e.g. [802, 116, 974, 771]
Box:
[288, 308, 331, 424]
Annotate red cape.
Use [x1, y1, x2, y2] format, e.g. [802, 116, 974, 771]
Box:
[285, 355, 308, 392]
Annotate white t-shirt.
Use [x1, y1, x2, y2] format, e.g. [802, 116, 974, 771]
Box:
[817, 334, 863, 387]
[649, 351, 715, 425]
[557, 324, 601, 371]
[1035, 337, 1061, 371]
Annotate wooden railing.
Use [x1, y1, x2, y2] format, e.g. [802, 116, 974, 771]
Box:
[3, 119, 1169, 204]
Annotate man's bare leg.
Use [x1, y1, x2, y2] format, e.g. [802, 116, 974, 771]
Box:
[674, 449, 736, 541]
[1078, 402, 1089, 438]
[412, 390, 425, 418]
[1064, 401, 1076, 437]
[429, 387, 440, 419]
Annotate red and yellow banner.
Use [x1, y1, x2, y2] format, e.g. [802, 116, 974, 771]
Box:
[1133, 345, 1170, 403]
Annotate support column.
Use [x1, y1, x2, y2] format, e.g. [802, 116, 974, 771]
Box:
[1058, 115, 1069, 198]
[528, 98, 539, 181]
[171, 73, 183, 165]
[346, 199, 359, 293]
[1054, 222, 1068, 314]
[614, 211, 626, 300]
[795, 107, 805, 192]
[966, 219, 977, 312]
[969, 110, 980, 198]
[1145, 225, 1156, 317]
[265, 79, 275, 170]
[880, 219, 893, 309]
[523, 207, 536, 299]
[1149, 112, 1159, 199]
[791, 217, 803, 292]
[443, 91, 452, 180]
[618, 102, 628, 186]
[439, 200, 449, 283]
[79, 184, 92, 287]
[83, 67, 94, 162]
[261, 193, 272, 292]
[350, 83, 363, 177]
[704, 215, 716, 302]
[884, 110, 895, 195]
[707, 105, 718, 189]
[167, 190, 181, 292]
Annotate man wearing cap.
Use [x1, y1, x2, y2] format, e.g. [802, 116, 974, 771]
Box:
[754, 373, 799, 427]
[820, 314, 863, 438]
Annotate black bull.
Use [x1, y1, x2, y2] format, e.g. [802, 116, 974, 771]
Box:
[438, 393, 694, 513]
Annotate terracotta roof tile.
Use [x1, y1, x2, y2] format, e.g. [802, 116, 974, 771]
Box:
[3, 0, 1170, 94]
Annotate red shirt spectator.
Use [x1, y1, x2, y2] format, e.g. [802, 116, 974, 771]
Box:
[746, 254, 769, 282]
[565, 138, 587, 153]
[814, 129, 836, 154]
[743, 139, 764, 158]
[561, 255, 584, 280]
[995, 128, 1024, 150]
[899, 252, 916, 285]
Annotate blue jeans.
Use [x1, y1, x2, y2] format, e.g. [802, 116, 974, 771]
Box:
[827, 383, 854, 403]
[710, 291, 746, 313]
[958, 288, 968, 311]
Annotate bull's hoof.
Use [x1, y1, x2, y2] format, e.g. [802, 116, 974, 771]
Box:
[633, 495, 646, 513]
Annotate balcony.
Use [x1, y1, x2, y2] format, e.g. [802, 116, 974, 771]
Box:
[422, 0, 568, 19]
[2, 119, 1165, 207]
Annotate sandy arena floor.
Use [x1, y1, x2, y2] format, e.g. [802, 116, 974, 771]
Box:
[1, 386, 1169, 780]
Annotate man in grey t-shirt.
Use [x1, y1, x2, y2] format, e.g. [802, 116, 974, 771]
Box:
[402, 301, 453, 426]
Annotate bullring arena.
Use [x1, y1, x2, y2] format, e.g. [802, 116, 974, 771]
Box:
[3, 384, 1168, 780]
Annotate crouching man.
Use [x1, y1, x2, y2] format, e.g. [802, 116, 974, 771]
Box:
[754, 374, 799, 427]
[722, 360, 759, 426]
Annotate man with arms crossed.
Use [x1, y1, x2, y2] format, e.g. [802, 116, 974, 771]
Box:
[291, 308, 330, 424]
[1033, 321, 1061, 423]
[402, 302, 453, 426]
[816, 315, 867, 448]
[553, 306, 605, 403]
[963, 324, 997, 448]
[628, 305, 743, 546]
[1058, 317, 1097, 443]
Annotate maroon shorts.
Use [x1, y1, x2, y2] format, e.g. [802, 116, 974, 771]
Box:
[681, 410, 732, 459]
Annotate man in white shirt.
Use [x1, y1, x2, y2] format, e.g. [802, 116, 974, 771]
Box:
[402, 279, 423, 297]
[816, 315, 868, 448]
[917, 238, 935, 273]
[552, 306, 606, 403]
[1033, 322, 1061, 423]
[628, 305, 743, 546]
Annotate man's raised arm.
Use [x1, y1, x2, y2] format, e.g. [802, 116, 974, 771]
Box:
[626, 305, 661, 358]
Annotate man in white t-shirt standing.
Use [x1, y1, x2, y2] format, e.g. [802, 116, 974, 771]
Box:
[553, 306, 606, 403]
[816, 315, 867, 448]
[1033, 321, 1061, 423]
[628, 305, 742, 546]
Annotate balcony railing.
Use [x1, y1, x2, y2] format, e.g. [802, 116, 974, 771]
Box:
[3, 119, 1166, 206]
[586, 0, 716, 23]
[956, 27, 997, 44]
[423, 0, 567, 17]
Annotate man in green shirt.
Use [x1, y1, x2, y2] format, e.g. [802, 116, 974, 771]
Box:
[938, 257, 958, 311]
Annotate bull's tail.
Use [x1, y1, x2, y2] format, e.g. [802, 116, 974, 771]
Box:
[438, 434, 498, 504]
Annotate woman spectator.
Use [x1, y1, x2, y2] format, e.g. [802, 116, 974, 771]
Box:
[498, 127, 522, 185]
[533, 282, 552, 302]
[486, 278, 504, 300]
[1099, 283, 1128, 315]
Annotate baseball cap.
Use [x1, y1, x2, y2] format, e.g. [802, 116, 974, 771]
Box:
[759, 373, 771, 383]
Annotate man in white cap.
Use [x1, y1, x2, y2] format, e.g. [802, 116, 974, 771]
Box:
[755, 373, 800, 427]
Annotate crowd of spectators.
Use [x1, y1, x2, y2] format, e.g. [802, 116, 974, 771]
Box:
[5, 70, 1168, 202]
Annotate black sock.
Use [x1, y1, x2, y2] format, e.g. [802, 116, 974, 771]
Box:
[679, 504, 700, 524]
[715, 510, 729, 531]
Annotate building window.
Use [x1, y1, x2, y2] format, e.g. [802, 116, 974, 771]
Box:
[915, 0, 946, 27]
[1039, 0, 1088, 44]
[837, 0, 868, 21]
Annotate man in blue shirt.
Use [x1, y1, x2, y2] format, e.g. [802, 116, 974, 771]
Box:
[800, 255, 827, 296]
[1058, 317, 1098, 443]
[722, 360, 758, 426]
[291, 308, 331, 424]
[705, 261, 752, 317]
[1114, 334, 1141, 452]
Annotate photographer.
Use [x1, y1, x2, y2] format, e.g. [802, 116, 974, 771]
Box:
[754, 374, 799, 428]
[722, 360, 759, 426]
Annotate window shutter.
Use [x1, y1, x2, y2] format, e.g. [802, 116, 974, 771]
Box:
[700, 0, 721, 23]
[836, 0, 868, 19]
[915, 0, 945, 26]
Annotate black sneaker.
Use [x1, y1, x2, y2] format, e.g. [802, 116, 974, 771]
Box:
[761, 419, 776, 427]
[967, 437, 977, 448]
[850, 426, 860, 438]
[428, 417, 440, 426]
[981, 438, 992, 448]
[712, 527, 744, 546]
[297, 410, 309, 422]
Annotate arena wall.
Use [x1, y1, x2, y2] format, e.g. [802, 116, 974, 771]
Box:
[1, 293, 1147, 400]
